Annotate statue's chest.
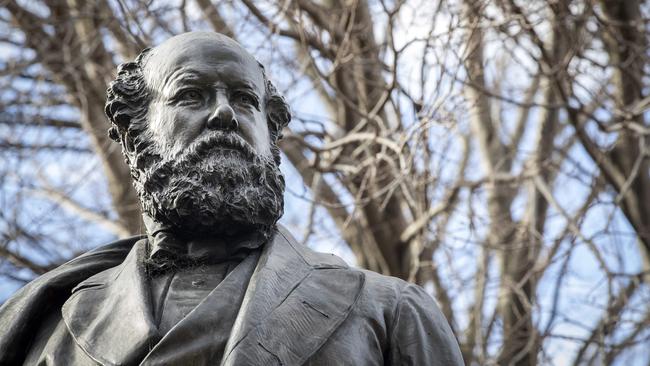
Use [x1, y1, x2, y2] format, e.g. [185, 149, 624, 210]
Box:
[150, 261, 235, 334]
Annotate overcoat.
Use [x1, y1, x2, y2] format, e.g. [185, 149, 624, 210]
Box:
[0, 226, 463, 365]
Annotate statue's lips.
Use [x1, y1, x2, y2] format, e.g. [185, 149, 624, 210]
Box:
[211, 145, 246, 154]
[187, 131, 257, 161]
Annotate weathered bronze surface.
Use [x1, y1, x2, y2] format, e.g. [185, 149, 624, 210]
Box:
[0, 32, 463, 365]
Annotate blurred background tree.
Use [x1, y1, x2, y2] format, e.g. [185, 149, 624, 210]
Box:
[1, 0, 648, 364]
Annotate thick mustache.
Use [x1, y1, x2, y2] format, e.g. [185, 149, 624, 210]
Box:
[182, 131, 257, 161]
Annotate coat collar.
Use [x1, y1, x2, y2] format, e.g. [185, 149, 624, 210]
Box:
[61, 225, 364, 366]
[61, 238, 159, 366]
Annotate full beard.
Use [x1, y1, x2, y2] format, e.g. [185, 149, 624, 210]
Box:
[131, 131, 285, 240]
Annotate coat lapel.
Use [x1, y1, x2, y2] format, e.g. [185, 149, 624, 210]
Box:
[139, 250, 260, 365]
[222, 226, 366, 366]
[61, 239, 159, 366]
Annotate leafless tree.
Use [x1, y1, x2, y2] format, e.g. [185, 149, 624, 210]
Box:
[1, 0, 648, 364]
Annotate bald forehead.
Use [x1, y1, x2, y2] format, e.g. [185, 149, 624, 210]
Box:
[142, 32, 265, 94]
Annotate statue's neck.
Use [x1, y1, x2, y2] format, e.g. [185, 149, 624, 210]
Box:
[142, 214, 268, 267]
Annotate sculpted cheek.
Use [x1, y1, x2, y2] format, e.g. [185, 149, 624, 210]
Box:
[172, 110, 207, 148]
[254, 130, 272, 156]
[150, 108, 205, 156]
[244, 114, 272, 157]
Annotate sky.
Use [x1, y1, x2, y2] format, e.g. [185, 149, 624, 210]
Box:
[1, 1, 649, 364]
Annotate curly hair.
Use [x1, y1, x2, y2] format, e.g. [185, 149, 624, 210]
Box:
[105, 47, 291, 165]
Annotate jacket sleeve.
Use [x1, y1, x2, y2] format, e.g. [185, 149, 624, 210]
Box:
[388, 284, 464, 366]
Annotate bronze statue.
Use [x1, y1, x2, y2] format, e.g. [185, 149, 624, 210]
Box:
[0, 32, 463, 365]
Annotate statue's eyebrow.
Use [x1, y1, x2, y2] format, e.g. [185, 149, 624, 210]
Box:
[229, 82, 257, 94]
[163, 68, 261, 95]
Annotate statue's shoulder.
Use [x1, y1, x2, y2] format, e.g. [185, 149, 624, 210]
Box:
[5, 235, 142, 304]
[275, 225, 349, 269]
[62, 235, 144, 270]
[350, 268, 460, 362]
[275, 225, 419, 304]
[0, 235, 143, 364]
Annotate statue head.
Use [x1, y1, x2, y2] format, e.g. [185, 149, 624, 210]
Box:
[104, 32, 291, 240]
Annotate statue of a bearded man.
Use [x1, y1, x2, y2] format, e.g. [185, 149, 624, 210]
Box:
[0, 32, 463, 366]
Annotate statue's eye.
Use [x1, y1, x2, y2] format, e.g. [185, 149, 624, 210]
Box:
[239, 94, 254, 104]
[178, 89, 202, 101]
[234, 92, 259, 110]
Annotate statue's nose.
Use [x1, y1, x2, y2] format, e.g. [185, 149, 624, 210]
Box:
[207, 104, 238, 131]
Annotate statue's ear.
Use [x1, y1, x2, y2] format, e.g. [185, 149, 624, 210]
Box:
[105, 95, 134, 146]
[266, 96, 291, 140]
